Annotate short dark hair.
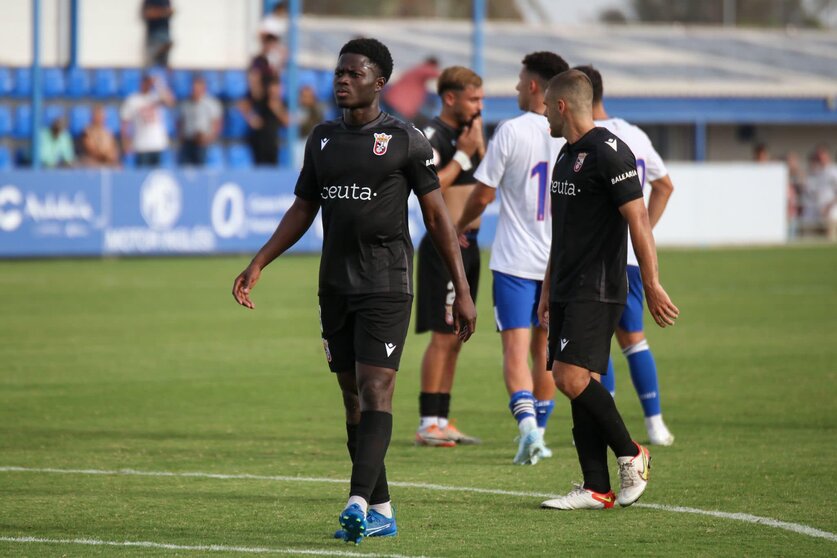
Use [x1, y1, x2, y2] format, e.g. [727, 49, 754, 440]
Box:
[573, 65, 604, 104]
[339, 38, 394, 82]
[547, 70, 594, 112]
[437, 66, 482, 96]
[521, 51, 569, 86]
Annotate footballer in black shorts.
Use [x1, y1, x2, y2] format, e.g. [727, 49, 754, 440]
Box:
[232, 39, 476, 543]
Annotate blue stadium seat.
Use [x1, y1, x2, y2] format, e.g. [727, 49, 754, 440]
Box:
[65, 67, 90, 98]
[93, 68, 119, 98]
[0, 106, 12, 138]
[43, 104, 66, 126]
[315, 69, 333, 101]
[120, 68, 142, 96]
[103, 105, 120, 134]
[201, 71, 223, 98]
[121, 152, 136, 168]
[205, 144, 224, 168]
[69, 105, 92, 136]
[224, 108, 248, 139]
[171, 70, 192, 100]
[298, 68, 319, 91]
[223, 70, 247, 101]
[0, 146, 11, 170]
[43, 68, 66, 98]
[162, 107, 176, 136]
[14, 105, 31, 138]
[160, 149, 176, 168]
[0, 68, 13, 96]
[226, 144, 253, 168]
[13, 68, 31, 97]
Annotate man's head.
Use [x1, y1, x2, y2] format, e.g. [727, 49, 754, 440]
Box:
[516, 51, 569, 111]
[544, 69, 594, 139]
[92, 105, 106, 126]
[191, 76, 206, 99]
[573, 65, 604, 105]
[437, 66, 484, 127]
[140, 74, 154, 93]
[334, 38, 393, 109]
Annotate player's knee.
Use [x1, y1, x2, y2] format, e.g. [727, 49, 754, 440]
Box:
[616, 329, 646, 349]
[622, 338, 650, 356]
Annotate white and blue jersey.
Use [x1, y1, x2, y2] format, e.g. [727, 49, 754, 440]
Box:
[595, 117, 668, 332]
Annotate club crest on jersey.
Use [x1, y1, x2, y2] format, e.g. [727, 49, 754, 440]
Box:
[373, 133, 392, 156]
[573, 152, 588, 172]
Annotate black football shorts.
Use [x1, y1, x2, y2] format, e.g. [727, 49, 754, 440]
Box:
[546, 300, 624, 375]
[319, 293, 412, 372]
[415, 231, 480, 334]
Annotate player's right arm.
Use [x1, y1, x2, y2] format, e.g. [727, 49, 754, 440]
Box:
[454, 182, 495, 245]
[232, 135, 321, 309]
[647, 175, 674, 229]
[537, 255, 551, 329]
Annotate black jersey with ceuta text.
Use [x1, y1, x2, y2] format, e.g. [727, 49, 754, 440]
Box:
[422, 117, 480, 185]
[549, 127, 644, 304]
[295, 112, 439, 295]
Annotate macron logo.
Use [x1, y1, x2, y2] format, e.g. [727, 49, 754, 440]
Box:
[320, 138, 330, 150]
[385, 343, 397, 357]
[605, 138, 618, 152]
[560, 338, 569, 351]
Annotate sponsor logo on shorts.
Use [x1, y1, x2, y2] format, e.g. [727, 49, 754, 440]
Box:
[560, 338, 569, 351]
[384, 342, 397, 357]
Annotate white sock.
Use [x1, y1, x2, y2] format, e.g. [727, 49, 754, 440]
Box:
[518, 416, 538, 436]
[645, 414, 666, 432]
[419, 416, 438, 430]
[369, 501, 393, 518]
[347, 495, 368, 514]
[538, 426, 546, 436]
[438, 417, 448, 429]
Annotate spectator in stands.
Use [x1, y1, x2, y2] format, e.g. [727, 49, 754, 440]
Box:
[120, 74, 174, 167]
[179, 76, 223, 166]
[81, 105, 120, 167]
[294, 84, 325, 165]
[808, 145, 837, 241]
[258, 0, 288, 72]
[785, 151, 804, 239]
[38, 116, 75, 168]
[250, 31, 283, 82]
[238, 70, 288, 166]
[142, 0, 174, 67]
[753, 142, 771, 162]
[381, 56, 440, 126]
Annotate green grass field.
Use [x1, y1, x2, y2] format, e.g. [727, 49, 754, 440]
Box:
[1, 245, 836, 557]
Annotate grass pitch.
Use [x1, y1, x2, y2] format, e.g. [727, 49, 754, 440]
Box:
[1, 245, 836, 556]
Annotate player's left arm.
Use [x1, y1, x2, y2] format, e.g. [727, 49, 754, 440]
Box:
[619, 199, 679, 328]
[419, 190, 477, 341]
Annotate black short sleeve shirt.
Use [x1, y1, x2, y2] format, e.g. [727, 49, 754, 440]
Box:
[294, 112, 440, 295]
[423, 117, 480, 185]
[549, 127, 644, 303]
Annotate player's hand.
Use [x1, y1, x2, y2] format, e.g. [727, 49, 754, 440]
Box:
[471, 116, 485, 152]
[457, 231, 470, 248]
[232, 264, 261, 309]
[645, 282, 679, 327]
[452, 293, 477, 342]
[537, 292, 549, 330]
[456, 125, 478, 156]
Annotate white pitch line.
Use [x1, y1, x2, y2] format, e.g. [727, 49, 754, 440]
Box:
[1, 465, 835, 543]
[0, 536, 433, 557]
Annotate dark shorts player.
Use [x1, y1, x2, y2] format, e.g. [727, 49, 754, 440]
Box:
[537, 70, 679, 511]
[414, 66, 485, 447]
[232, 38, 476, 544]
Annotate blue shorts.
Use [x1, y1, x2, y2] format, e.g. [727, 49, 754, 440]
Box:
[619, 266, 644, 333]
[492, 271, 542, 331]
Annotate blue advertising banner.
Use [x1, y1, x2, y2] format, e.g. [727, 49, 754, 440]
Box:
[0, 169, 499, 258]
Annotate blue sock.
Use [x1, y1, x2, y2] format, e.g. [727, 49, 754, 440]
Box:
[624, 340, 661, 417]
[534, 399, 555, 429]
[509, 390, 535, 423]
[600, 357, 615, 396]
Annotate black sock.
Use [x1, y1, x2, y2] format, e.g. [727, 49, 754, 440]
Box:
[573, 379, 636, 458]
[419, 392, 441, 417]
[438, 393, 451, 419]
[349, 411, 393, 502]
[571, 399, 610, 493]
[346, 422, 390, 504]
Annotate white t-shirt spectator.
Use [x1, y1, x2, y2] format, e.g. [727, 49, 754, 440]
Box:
[180, 95, 222, 139]
[121, 91, 169, 153]
[473, 111, 565, 280]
